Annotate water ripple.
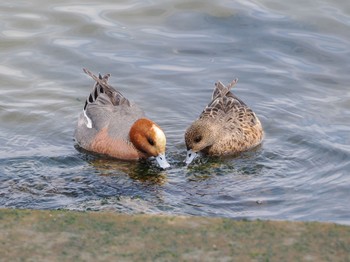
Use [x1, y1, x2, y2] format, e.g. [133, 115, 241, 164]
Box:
[0, 0, 349, 225]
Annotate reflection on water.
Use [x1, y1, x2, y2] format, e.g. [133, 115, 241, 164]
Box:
[0, 0, 350, 225]
[87, 158, 169, 185]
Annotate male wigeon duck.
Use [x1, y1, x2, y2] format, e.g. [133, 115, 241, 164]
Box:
[184, 79, 263, 164]
[74, 68, 170, 169]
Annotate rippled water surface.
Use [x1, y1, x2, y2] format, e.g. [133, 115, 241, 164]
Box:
[1, 0, 350, 224]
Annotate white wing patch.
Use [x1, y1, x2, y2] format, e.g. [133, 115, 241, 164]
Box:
[83, 110, 92, 128]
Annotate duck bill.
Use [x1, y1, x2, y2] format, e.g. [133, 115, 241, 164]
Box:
[155, 153, 170, 169]
[185, 149, 198, 165]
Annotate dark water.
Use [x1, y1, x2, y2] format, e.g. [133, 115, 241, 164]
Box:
[1, 0, 350, 225]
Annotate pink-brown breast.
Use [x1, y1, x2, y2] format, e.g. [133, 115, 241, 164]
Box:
[89, 127, 142, 160]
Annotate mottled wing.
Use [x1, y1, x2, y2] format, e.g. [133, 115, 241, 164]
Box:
[200, 79, 242, 118]
[200, 81, 260, 128]
[200, 91, 245, 119]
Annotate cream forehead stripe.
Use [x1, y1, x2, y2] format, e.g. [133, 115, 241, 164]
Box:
[152, 125, 166, 144]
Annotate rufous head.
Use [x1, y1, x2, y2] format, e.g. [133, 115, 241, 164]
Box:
[129, 118, 170, 169]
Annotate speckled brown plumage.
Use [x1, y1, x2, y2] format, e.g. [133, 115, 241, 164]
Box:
[185, 79, 263, 160]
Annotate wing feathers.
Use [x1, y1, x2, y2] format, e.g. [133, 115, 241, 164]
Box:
[82, 68, 131, 110]
[200, 79, 259, 127]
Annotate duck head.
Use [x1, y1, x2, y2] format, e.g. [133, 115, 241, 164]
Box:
[184, 120, 216, 165]
[130, 118, 170, 169]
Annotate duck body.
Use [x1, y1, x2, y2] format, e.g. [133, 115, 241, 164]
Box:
[74, 68, 170, 169]
[185, 79, 263, 164]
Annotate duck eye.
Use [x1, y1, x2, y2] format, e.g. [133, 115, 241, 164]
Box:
[147, 137, 155, 146]
[194, 136, 202, 143]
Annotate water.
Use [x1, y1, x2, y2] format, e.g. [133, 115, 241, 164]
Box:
[1, 0, 350, 225]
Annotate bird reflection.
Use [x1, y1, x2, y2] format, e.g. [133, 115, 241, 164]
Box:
[89, 158, 168, 185]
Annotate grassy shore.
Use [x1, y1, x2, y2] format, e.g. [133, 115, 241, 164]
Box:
[0, 208, 349, 261]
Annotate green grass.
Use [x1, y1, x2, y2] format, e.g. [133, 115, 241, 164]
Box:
[0, 209, 349, 261]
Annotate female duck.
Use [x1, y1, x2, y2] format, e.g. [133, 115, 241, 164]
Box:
[74, 68, 170, 169]
[184, 79, 263, 164]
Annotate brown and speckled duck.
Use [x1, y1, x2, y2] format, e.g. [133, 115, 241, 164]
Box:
[184, 79, 263, 164]
[74, 68, 170, 169]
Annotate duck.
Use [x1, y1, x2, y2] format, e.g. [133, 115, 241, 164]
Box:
[184, 79, 263, 164]
[74, 68, 170, 169]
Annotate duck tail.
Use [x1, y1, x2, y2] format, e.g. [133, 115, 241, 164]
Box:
[82, 68, 130, 108]
[212, 78, 238, 99]
[226, 78, 238, 90]
[83, 68, 111, 86]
